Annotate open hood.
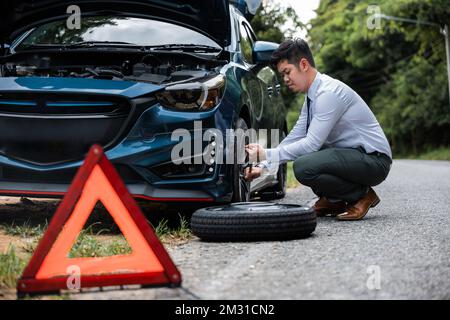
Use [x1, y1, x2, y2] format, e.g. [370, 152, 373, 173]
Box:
[0, 0, 231, 47]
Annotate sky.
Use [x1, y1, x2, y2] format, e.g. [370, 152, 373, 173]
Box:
[272, 0, 321, 39]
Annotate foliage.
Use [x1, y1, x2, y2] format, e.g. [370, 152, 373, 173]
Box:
[251, 2, 304, 43]
[308, 0, 450, 155]
[251, 2, 305, 110]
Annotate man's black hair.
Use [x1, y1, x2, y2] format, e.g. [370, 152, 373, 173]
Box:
[271, 38, 316, 68]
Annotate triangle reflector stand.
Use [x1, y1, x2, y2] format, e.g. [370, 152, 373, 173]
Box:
[17, 145, 181, 296]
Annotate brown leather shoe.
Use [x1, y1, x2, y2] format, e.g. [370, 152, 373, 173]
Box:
[313, 197, 347, 217]
[336, 188, 380, 221]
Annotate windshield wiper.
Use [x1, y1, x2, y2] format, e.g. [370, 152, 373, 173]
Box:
[145, 44, 222, 53]
[19, 41, 143, 51]
[62, 41, 142, 48]
[19, 42, 220, 53]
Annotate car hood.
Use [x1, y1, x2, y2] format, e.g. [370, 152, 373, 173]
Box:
[0, 77, 164, 99]
[0, 0, 231, 47]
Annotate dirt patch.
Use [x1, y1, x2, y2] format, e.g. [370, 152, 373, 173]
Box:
[0, 196, 57, 259]
[0, 231, 27, 255]
[0, 197, 58, 226]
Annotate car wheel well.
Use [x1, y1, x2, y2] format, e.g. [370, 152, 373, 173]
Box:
[238, 105, 251, 129]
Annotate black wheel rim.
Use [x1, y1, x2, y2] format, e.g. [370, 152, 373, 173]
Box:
[279, 131, 287, 193]
[232, 118, 250, 202]
[280, 162, 287, 193]
[234, 135, 250, 202]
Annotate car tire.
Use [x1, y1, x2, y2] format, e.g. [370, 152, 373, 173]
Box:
[231, 117, 250, 203]
[191, 202, 316, 242]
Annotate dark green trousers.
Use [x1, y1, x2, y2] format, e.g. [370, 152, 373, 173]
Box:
[293, 147, 392, 203]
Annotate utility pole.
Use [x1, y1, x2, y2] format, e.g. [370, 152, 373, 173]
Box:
[377, 14, 450, 111]
[444, 24, 450, 110]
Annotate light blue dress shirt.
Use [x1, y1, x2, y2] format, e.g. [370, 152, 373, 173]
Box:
[264, 71, 392, 171]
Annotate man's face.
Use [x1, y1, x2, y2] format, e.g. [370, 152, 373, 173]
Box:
[277, 59, 309, 93]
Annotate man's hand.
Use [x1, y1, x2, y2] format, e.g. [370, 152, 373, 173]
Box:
[245, 143, 267, 163]
[244, 166, 263, 182]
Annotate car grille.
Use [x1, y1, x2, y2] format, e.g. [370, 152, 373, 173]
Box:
[0, 164, 142, 184]
[0, 92, 133, 165]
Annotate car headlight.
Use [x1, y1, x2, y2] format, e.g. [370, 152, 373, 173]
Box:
[156, 74, 225, 111]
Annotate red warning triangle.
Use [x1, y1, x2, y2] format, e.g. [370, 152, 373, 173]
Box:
[17, 145, 181, 295]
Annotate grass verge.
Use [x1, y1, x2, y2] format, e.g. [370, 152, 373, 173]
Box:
[0, 214, 192, 291]
[414, 147, 450, 161]
[287, 162, 300, 189]
[0, 245, 27, 289]
[154, 214, 192, 245]
[2, 221, 47, 238]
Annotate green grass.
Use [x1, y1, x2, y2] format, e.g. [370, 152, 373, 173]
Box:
[414, 147, 450, 161]
[2, 216, 191, 261]
[2, 221, 47, 238]
[154, 214, 192, 244]
[285, 109, 302, 189]
[287, 162, 300, 189]
[0, 215, 192, 291]
[396, 147, 450, 161]
[0, 245, 27, 289]
[69, 227, 132, 258]
[70, 215, 191, 258]
[0, 245, 69, 300]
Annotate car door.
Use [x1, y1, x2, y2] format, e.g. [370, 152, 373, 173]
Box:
[240, 20, 283, 146]
[238, 19, 264, 129]
[238, 18, 282, 192]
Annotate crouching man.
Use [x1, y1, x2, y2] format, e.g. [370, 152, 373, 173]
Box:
[245, 39, 392, 221]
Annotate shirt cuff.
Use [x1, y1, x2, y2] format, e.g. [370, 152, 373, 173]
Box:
[259, 161, 278, 175]
[260, 148, 281, 175]
[264, 148, 280, 166]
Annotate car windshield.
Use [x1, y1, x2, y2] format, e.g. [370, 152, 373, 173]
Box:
[15, 16, 221, 50]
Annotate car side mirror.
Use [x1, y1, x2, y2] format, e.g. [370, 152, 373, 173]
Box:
[253, 41, 279, 65]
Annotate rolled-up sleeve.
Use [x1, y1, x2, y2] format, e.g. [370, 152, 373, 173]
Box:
[266, 92, 348, 165]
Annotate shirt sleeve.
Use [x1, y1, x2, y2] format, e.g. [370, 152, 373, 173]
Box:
[258, 99, 308, 174]
[278, 100, 308, 148]
[265, 92, 348, 165]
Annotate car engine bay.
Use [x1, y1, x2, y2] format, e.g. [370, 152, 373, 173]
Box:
[0, 50, 226, 85]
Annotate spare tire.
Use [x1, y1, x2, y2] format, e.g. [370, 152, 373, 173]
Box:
[191, 202, 316, 242]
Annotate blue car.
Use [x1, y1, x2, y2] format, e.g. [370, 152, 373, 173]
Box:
[0, 0, 287, 204]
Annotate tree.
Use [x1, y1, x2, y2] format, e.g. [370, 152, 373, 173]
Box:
[308, 0, 450, 155]
[251, 1, 305, 110]
[251, 2, 304, 43]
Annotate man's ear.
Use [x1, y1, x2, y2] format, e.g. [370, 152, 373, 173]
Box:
[299, 58, 309, 72]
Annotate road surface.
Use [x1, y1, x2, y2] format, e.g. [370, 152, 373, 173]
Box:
[73, 160, 450, 300]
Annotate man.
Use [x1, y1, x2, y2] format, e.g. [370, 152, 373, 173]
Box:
[245, 38, 392, 221]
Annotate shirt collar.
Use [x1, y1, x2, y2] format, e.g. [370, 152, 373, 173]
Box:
[307, 71, 321, 101]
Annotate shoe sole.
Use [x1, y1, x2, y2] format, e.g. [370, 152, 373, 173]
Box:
[315, 207, 347, 217]
[337, 197, 380, 221]
[371, 197, 380, 208]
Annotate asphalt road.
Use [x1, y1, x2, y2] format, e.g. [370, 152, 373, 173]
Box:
[73, 160, 450, 300]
